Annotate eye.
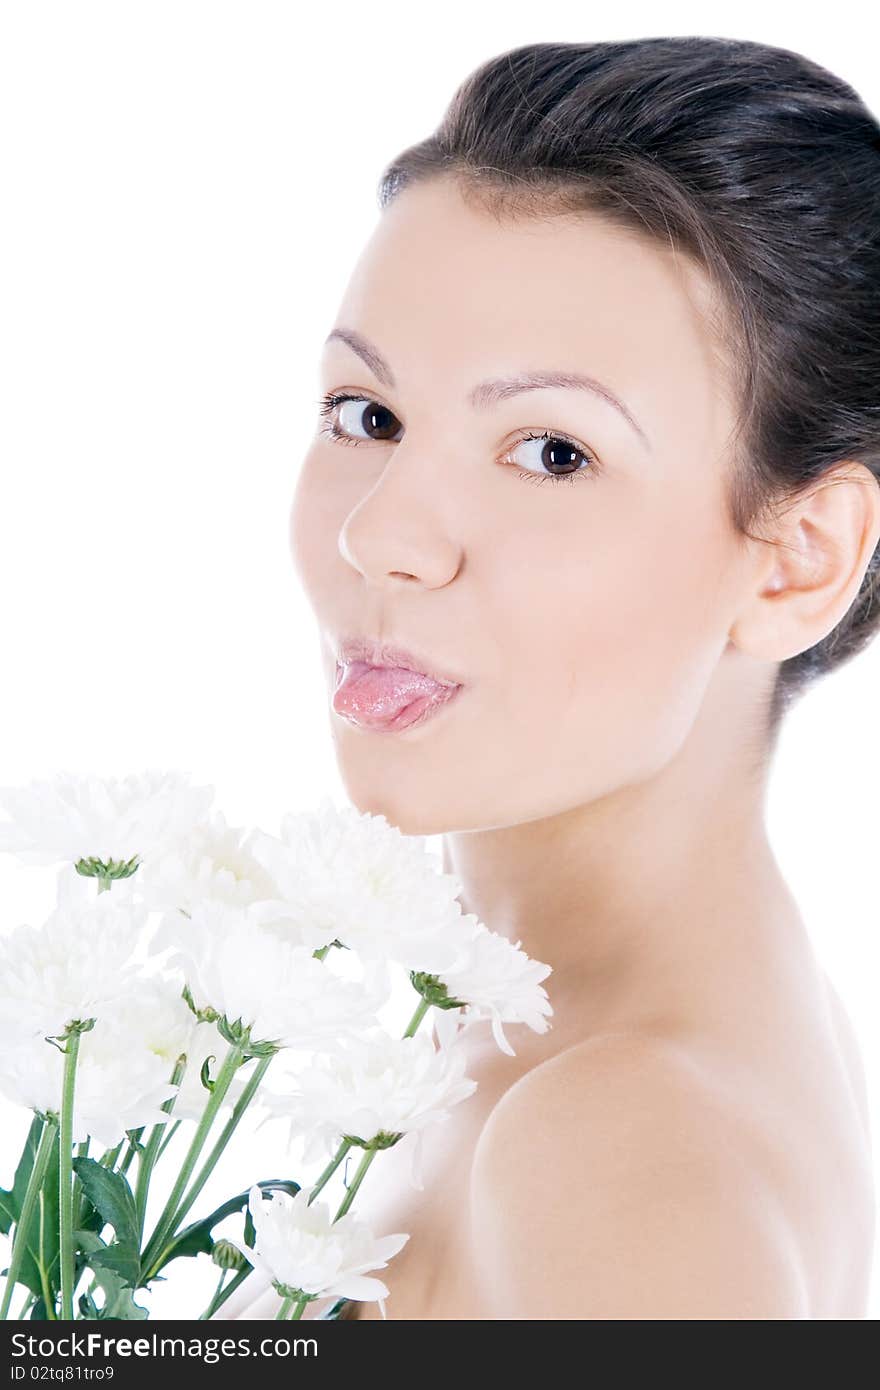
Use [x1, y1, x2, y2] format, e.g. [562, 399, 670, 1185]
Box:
[317, 392, 403, 445]
[316, 391, 601, 488]
[499, 430, 600, 486]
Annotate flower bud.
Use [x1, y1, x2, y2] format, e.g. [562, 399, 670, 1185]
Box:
[212, 1239, 247, 1271]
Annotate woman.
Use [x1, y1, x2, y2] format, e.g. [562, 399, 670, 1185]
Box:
[227, 35, 879, 1319]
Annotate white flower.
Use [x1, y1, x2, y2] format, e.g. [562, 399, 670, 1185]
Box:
[75, 973, 253, 1122]
[434, 916, 554, 1057]
[0, 1020, 179, 1149]
[100, 972, 196, 1062]
[0, 893, 149, 1044]
[248, 798, 468, 970]
[164, 899, 388, 1050]
[261, 1030, 478, 1169]
[239, 1184, 409, 1319]
[430, 1003, 467, 1051]
[0, 768, 214, 867]
[135, 811, 283, 916]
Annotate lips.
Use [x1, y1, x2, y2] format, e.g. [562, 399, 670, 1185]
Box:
[336, 636, 462, 688]
[332, 639, 464, 733]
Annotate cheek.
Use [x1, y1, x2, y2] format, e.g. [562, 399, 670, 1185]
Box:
[484, 483, 734, 782]
[289, 448, 339, 602]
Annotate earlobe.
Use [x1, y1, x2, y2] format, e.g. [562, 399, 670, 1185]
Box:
[728, 462, 880, 664]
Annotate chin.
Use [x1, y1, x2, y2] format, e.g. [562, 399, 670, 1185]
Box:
[328, 725, 455, 836]
[336, 762, 532, 839]
[339, 780, 447, 837]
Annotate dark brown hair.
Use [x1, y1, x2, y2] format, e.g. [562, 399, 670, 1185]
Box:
[375, 36, 880, 737]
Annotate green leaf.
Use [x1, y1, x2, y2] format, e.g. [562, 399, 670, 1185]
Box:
[80, 1238, 149, 1319]
[72, 1157, 141, 1292]
[78, 1289, 100, 1319]
[74, 1228, 105, 1254]
[243, 1206, 256, 1249]
[73, 1228, 105, 1292]
[89, 1243, 141, 1289]
[0, 1115, 45, 1234]
[72, 1236, 105, 1323]
[0, 1120, 61, 1302]
[72, 1158, 138, 1250]
[100, 1286, 149, 1319]
[78, 1193, 105, 1235]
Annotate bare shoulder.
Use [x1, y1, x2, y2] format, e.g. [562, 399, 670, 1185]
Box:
[468, 1031, 809, 1320]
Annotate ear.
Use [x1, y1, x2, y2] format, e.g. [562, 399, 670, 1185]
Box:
[729, 462, 880, 663]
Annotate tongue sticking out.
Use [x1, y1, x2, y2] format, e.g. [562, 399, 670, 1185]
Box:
[333, 660, 457, 730]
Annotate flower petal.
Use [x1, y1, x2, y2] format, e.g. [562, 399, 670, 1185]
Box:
[328, 1274, 389, 1301]
[491, 1010, 515, 1057]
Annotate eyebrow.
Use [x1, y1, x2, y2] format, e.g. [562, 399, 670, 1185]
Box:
[323, 326, 651, 452]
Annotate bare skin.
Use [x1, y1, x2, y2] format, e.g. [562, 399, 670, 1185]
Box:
[224, 176, 879, 1319]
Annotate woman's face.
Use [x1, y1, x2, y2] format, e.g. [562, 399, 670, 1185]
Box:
[291, 176, 752, 835]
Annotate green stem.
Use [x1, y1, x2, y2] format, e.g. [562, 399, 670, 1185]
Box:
[200, 1270, 227, 1321]
[168, 1055, 273, 1236]
[99, 1140, 124, 1169]
[333, 1147, 378, 1221]
[156, 1119, 182, 1159]
[38, 1191, 55, 1318]
[58, 1031, 82, 1320]
[135, 1058, 186, 1241]
[307, 1138, 354, 1204]
[290, 1295, 310, 1319]
[276, 1295, 293, 1319]
[17, 1290, 37, 1319]
[118, 1129, 144, 1178]
[141, 1042, 245, 1279]
[0, 1117, 58, 1320]
[72, 1139, 90, 1231]
[200, 1264, 251, 1320]
[403, 996, 431, 1037]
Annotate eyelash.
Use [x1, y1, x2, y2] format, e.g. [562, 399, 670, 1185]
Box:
[315, 390, 601, 488]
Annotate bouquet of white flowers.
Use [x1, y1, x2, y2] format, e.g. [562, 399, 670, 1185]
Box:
[0, 771, 553, 1322]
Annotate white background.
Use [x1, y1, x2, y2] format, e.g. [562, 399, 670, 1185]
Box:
[1, 1, 878, 1320]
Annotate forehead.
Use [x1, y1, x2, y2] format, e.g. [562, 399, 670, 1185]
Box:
[329, 177, 735, 454]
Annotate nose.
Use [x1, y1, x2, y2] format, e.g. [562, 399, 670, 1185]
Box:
[338, 445, 463, 589]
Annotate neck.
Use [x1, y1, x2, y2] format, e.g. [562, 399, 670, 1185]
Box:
[441, 667, 813, 1036]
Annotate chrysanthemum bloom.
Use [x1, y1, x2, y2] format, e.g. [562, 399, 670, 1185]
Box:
[94, 973, 252, 1119]
[0, 892, 149, 1043]
[0, 768, 214, 867]
[249, 798, 468, 971]
[0, 1019, 179, 1149]
[429, 915, 554, 1056]
[239, 1184, 409, 1319]
[135, 810, 284, 916]
[260, 1028, 478, 1166]
[100, 972, 196, 1063]
[163, 898, 389, 1051]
